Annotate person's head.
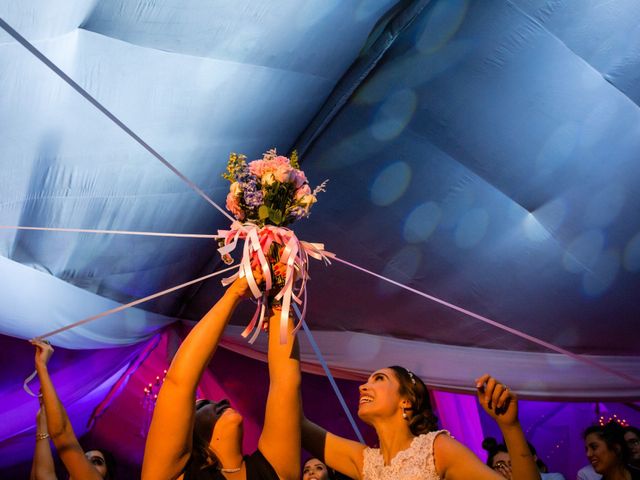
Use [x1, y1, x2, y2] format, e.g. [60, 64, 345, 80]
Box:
[358, 366, 437, 435]
[624, 426, 640, 466]
[302, 458, 333, 480]
[483, 437, 546, 478]
[583, 422, 630, 475]
[483, 437, 511, 479]
[187, 399, 244, 473]
[83, 449, 116, 479]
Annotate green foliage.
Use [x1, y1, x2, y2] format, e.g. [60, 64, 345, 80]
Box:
[289, 150, 300, 169]
[223, 152, 247, 182]
[258, 205, 270, 220]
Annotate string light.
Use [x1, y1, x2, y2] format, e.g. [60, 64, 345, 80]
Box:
[598, 414, 629, 427]
[140, 369, 167, 435]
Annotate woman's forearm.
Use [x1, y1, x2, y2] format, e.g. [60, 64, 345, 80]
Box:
[36, 364, 72, 440]
[31, 406, 57, 479]
[164, 288, 243, 391]
[32, 438, 57, 480]
[501, 423, 540, 480]
[143, 286, 246, 479]
[257, 312, 302, 480]
[267, 312, 301, 389]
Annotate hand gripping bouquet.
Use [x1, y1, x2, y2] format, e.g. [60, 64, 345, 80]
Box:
[216, 149, 331, 343]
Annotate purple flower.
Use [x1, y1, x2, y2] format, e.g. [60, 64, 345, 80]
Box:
[244, 188, 264, 207]
[288, 206, 308, 221]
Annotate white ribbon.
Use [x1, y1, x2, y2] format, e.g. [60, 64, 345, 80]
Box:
[215, 222, 333, 343]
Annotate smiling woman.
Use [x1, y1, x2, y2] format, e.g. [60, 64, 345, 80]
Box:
[303, 458, 332, 480]
[302, 367, 540, 480]
[583, 422, 640, 480]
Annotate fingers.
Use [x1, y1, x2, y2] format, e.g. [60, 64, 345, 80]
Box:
[491, 382, 504, 409]
[495, 464, 511, 480]
[475, 374, 512, 409]
[504, 462, 513, 479]
[475, 373, 490, 390]
[499, 463, 513, 480]
[497, 388, 510, 409]
[30, 339, 54, 367]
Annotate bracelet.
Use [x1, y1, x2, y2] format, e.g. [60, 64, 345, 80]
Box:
[36, 432, 50, 440]
[220, 466, 242, 473]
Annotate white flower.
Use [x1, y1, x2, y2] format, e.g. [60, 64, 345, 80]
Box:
[262, 172, 277, 186]
[299, 194, 317, 209]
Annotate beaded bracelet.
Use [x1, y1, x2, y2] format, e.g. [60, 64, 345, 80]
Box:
[36, 432, 50, 440]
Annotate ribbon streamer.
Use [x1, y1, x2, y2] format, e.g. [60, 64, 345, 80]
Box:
[0, 225, 216, 238]
[215, 222, 333, 344]
[23, 265, 239, 397]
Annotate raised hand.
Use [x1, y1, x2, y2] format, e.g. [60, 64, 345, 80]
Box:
[227, 268, 264, 300]
[31, 339, 54, 370]
[475, 374, 519, 427]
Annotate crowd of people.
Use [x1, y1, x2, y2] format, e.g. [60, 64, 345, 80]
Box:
[28, 275, 640, 479]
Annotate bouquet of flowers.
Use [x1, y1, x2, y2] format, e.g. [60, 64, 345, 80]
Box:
[224, 149, 325, 228]
[216, 149, 331, 343]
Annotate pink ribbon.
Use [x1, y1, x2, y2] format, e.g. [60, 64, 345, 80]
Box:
[215, 222, 333, 343]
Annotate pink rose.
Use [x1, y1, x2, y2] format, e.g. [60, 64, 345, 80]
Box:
[248, 159, 268, 177]
[273, 164, 293, 183]
[295, 184, 311, 200]
[249, 156, 295, 184]
[290, 169, 308, 188]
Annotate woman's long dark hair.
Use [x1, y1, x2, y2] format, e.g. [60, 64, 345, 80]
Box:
[389, 366, 438, 435]
[183, 400, 222, 479]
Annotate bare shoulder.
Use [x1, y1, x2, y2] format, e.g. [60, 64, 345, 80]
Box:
[433, 432, 459, 453]
[433, 433, 468, 475]
[433, 433, 501, 480]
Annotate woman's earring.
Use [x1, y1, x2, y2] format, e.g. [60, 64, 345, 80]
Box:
[402, 407, 408, 420]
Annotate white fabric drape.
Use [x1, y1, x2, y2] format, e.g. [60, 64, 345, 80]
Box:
[218, 325, 640, 400]
[0, 255, 173, 348]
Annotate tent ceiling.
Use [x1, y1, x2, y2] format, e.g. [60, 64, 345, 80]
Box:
[0, 0, 639, 408]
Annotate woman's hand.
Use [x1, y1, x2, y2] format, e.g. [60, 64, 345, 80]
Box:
[494, 460, 513, 480]
[227, 268, 264, 300]
[475, 374, 519, 428]
[31, 339, 54, 370]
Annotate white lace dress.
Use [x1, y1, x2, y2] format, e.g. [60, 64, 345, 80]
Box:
[362, 430, 449, 480]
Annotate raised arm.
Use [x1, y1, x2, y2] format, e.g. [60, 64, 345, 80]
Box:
[30, 398, 57, 480]
[256, 309, 301, 480]
[301, 415, 365, 479]
[476, 375, 540, 480]
[31, 340, 103, 480]
[437, 374, 540, 480]
[142, 275, 251, 479]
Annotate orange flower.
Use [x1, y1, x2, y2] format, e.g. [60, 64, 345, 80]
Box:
[272, 262, 288, 278]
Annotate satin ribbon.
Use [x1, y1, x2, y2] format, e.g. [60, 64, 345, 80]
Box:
[215, 222, 333, 343]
